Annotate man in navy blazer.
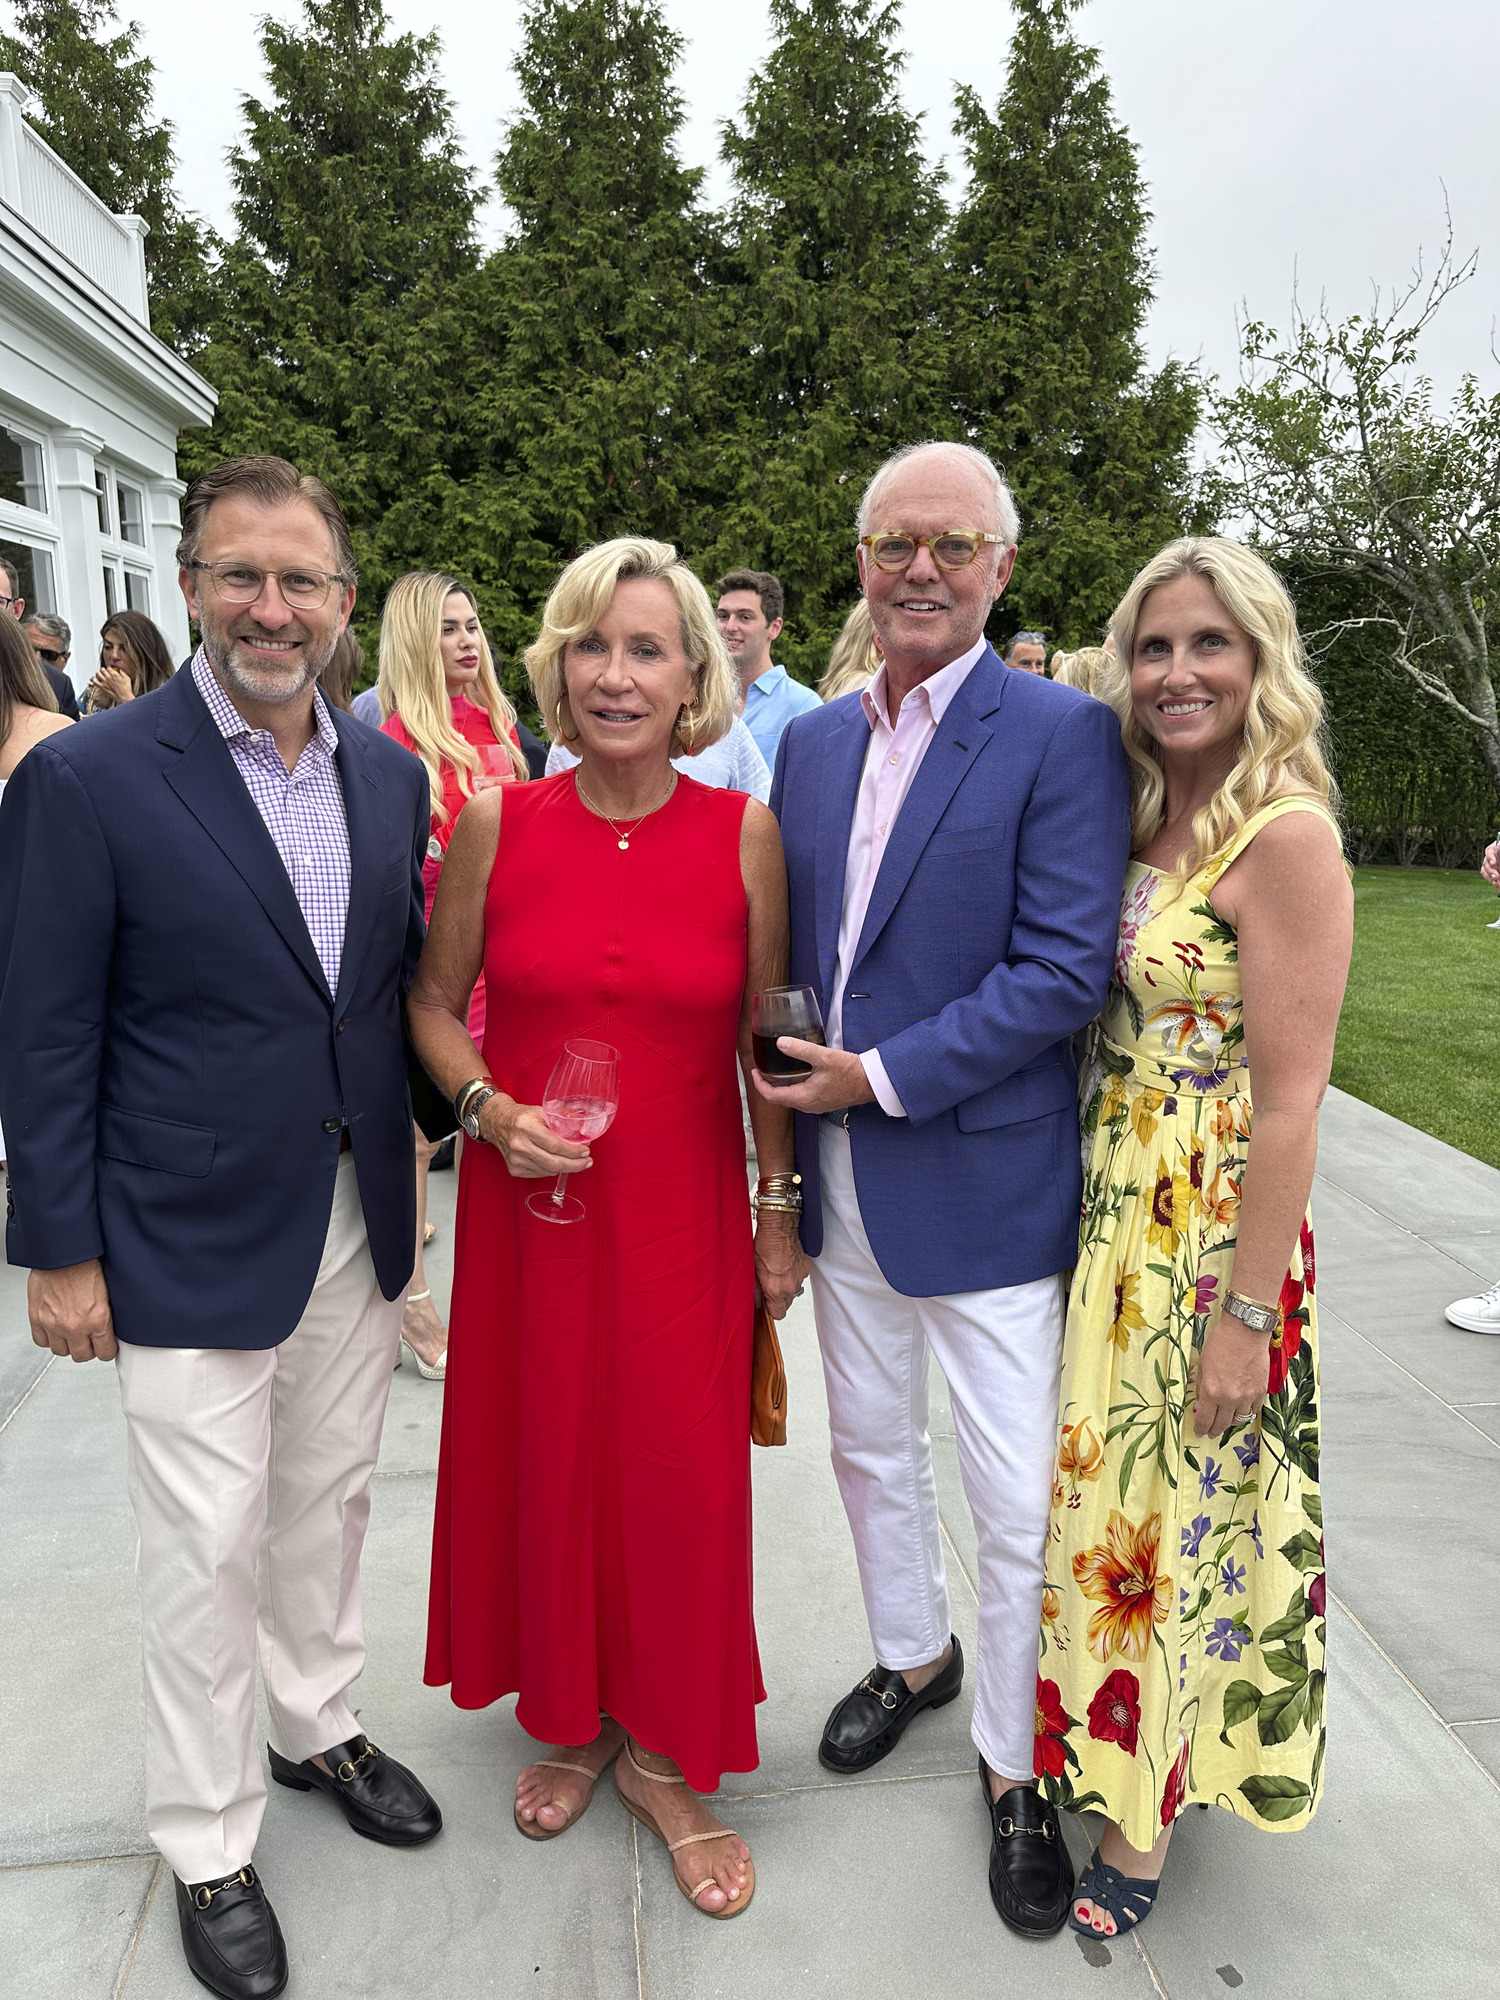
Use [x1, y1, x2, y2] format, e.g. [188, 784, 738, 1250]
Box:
[0, 457, 442, 2000]
[757, 442, 1130, 1940]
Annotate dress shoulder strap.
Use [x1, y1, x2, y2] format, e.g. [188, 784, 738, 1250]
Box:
[1210, 796, 1341, 876]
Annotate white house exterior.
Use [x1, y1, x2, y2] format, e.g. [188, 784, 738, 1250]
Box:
[0, 73, 216, 690]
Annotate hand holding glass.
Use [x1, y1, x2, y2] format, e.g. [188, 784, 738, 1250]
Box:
[751, 985, 825, 1084]
[472, 743, 514, 792]
[527, 1039, 620, 1223]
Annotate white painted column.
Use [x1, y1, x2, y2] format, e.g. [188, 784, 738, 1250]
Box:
[49, 427, 106, 700]
[150, 477, 190, 660]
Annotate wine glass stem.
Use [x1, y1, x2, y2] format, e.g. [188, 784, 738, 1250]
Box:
[550, 1173, 570, 1207]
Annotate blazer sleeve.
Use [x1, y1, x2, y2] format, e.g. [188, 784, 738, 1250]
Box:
[873, 697, 1132, 1125]
[400, 769, 428, 1000]
[0, 746, 118, 1269]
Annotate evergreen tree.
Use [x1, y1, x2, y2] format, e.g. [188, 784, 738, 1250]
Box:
[0, 0, 212, 350]
[947, 0, 1200, 649]
[468, 0, 714, 674]
[182, 0, 484, 641]
[711, 0, 947, 677]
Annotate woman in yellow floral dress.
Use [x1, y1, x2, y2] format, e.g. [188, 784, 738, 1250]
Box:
[1039, 538, 1352, 1940]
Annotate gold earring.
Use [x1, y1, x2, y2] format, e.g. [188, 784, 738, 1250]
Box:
[679, 704, 696, 753]
[558, 692, 579, 742]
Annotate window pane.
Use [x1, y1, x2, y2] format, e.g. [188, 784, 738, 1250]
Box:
[124, 571, 151, 614]
[118, 483, 146, 546]
[0, 536, 57, 613]
[95, 470, 111, 535]
[0, 427, 46, 513]
[103, 566, 119, 615]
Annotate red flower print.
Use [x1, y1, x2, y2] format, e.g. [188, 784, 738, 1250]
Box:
[1299, 1217, 1316, 1294]
[1086, 1670, 1142, 1757]
[1308, 1538, 1327, 1618]
[1034, 1675, 1070, 1779]
[1160, 1734, 1191, 1826]
[1267, 1268, 1306, 1394]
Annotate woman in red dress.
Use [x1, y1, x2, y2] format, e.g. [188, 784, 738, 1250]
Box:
[378, 572, 527, 1376]
[409, 537, 805, 1919]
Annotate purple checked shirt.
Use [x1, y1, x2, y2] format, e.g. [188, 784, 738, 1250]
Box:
[193, 650, 350, 992]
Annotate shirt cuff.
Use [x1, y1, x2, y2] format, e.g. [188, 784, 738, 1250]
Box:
[861, 1048, 907, 1119]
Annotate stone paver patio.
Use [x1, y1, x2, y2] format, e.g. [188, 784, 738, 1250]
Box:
[2, 1084, 1497, 1999]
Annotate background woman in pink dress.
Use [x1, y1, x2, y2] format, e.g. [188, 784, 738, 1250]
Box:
[379, 572, 528, 1375]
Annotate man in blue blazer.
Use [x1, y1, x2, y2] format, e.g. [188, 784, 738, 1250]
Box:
[0, 457, 442, 2000]
[757, 442, 1131, 1940]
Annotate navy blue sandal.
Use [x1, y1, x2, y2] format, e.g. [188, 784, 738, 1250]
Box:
[1067, 1853, 1160, 1938]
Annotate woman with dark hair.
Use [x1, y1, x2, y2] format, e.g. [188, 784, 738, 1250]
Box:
[87, 609, 176, 711]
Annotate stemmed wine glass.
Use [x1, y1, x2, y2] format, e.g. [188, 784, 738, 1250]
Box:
[751, 985, 825, 1084]
[526, 1038, 620, 1224]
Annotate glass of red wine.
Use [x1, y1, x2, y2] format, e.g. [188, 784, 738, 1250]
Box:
[752, 985, 826, 1085]
[526, 1038, 620, 1224]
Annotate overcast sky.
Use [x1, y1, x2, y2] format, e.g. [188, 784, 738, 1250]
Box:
[85, 0, 1500, 396]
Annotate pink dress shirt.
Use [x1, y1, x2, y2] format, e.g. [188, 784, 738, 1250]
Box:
[828, 636, 988, 1117]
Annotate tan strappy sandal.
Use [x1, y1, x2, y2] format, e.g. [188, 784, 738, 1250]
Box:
[616, 1740, 755, 1919]
[512, 1755, 607, 1842]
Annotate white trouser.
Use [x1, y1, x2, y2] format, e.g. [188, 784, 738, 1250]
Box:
[115, 1155, 404, 1883]
[809, 1123, 1064, 1783]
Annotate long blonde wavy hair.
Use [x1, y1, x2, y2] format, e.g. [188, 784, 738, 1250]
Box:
[819, 597, 882, 702]
[525, 537, 736, 755]
[1101, 538, 1338, 880]
[378, 573, 526, 822]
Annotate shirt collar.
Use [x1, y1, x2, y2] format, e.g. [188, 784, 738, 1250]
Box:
[861, 635, 987, 732]
[743, 663, 788, 704]
[193, 647, 339, 760]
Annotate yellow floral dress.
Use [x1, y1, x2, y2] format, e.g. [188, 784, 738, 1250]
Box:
[1038, 799, 1332, 1848]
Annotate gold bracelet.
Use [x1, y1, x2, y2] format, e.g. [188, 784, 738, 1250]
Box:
[752, 1196, 802, 1214]
[756, 1173, 802, 1192]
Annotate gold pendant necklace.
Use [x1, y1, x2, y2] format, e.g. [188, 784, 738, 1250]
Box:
[574, 770, 677, 850]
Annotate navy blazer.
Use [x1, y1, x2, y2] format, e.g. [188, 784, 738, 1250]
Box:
[771, 645, 1131, 1296]
[0, 666, 429, 1348]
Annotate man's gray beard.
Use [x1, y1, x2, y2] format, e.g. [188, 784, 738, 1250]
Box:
[203, 624, 336, 705]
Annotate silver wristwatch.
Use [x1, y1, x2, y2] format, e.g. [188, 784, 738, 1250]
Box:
[455, 1079, 497, 1142]
[1222, 1290, 1279, 1335]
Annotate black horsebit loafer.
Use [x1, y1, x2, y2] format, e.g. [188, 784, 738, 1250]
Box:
[818, 1633, 965, 1772]
[268, 1733, 443, 1846]
[174, 1864, 288, 2000]
[982, 1762, 1075, 1938]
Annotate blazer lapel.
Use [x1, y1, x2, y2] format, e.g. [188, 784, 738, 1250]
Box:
[815, 702, 870, 1014]
[158, 671, 331, 1003]
[850, 652, 1004, 973]
[331, 715, 386, 1017]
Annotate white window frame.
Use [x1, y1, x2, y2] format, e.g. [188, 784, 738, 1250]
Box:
[0, 413, 50, 523]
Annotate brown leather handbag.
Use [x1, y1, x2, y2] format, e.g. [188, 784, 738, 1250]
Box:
[751, 1300, 788, 1447]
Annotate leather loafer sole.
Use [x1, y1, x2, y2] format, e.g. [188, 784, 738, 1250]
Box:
[818, 1637, 965, 1774]
[268, 1742, 442, 1846]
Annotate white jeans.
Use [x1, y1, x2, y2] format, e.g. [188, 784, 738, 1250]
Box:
[809, 1123, 1064, 1783]
[115, 1155, 404, 1883]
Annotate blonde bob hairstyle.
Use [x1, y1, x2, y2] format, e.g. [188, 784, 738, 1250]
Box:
[525, 537, 735, 756]
[819, 597, 882, 702]
[1102, 537, 1338, 881]
[378, 572, 527, 822]
[1047, 645, 1112, 697]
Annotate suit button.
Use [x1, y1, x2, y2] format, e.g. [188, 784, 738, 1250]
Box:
[322, 1117, 340, 1134]
[336, 1018, 346, 1034]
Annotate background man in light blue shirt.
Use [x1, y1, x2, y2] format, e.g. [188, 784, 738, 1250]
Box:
[716, 568, 820, 771]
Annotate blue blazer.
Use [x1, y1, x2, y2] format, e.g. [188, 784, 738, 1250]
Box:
[0, 666, 429, 1348]
[771, 645, 1131, 1296]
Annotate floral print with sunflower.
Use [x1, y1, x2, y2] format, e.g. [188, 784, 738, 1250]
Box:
[1039, 819, 1326, 1848]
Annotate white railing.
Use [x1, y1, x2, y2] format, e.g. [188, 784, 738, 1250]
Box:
[0, 74, 150, 322]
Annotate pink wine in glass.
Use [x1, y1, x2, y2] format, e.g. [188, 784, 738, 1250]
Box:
[527, 1039, 620, 1224]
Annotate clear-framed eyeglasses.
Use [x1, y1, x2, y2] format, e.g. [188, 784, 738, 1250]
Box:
[858, 531, 1007, 573]
[188, 559, 348, 611]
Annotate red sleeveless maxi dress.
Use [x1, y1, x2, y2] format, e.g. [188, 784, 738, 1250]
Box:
[424, 771, 764, 1790]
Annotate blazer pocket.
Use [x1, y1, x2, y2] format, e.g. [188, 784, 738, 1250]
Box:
[925, 820, 1005, 856]
[955, 1061, 1074, 1133]
[98, 1104, 216, 1177]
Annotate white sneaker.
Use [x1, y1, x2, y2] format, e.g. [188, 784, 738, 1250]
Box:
[1446, 1278, 1500, 1332]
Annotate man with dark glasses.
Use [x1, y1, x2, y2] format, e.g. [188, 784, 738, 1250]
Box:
[20, 611, 81, 720]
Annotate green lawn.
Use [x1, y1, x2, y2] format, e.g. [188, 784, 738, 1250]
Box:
[1331, 866, 1500, 1168]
